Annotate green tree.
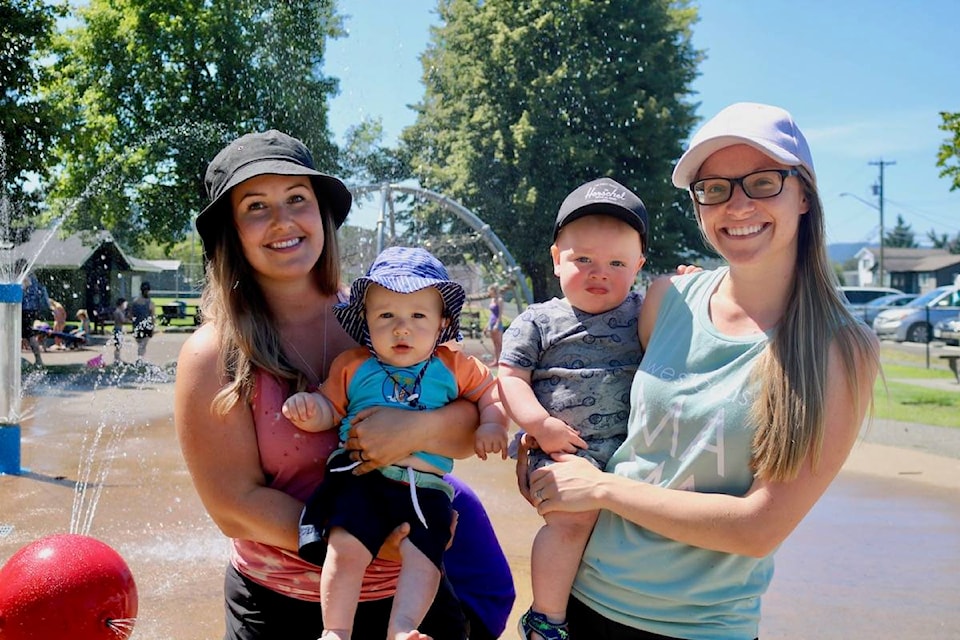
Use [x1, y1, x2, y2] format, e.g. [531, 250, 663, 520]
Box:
[926, 228, 960, 254]
[0, 0, 65, 241]
[340, 117, 411, 185]
[884, 214, 917, 248]
[402, 0, 703, 300]
[42, 0, 344, 251]
[937, 111, 960, 190]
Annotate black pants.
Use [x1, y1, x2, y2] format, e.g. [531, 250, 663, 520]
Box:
[567, 595, 758, 640]
[223, 564, 467, 640]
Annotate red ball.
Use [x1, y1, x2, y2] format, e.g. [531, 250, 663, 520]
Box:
[0, 534, 138, 640]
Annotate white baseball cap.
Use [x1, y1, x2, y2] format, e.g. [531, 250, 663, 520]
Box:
[671, 102, 816, 190]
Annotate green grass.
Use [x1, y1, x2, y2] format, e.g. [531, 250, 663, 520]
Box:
[874, 360, 960, 428]
[153, 296, 202, 329]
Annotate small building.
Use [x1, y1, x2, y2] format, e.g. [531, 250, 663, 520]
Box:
[3, 228, 162, 326]
[855, 246, 960, 293]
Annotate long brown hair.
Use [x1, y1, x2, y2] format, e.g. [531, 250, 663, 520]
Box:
[692, 170, 878, 481]
[200, 199, 342, 417]
[746, 172, 878, 481]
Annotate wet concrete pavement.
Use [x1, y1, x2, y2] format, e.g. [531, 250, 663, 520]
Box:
[2, 330, 959, 639]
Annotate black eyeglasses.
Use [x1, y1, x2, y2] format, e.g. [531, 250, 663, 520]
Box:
[689, 169, 800, 206]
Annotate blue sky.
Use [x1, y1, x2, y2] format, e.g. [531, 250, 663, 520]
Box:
[323, 1, 960, 246]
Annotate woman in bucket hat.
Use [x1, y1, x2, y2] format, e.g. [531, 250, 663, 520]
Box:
[175, 131, 503, 639]
[518, 103, 880, 639]
[281, 246, 508, 640]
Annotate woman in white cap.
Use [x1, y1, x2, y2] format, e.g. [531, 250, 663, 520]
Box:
[174, 130, 490, 639]
[521, 103, 880, 639]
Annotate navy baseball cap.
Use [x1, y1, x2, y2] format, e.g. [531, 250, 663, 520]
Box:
[554, 178, 648, 250]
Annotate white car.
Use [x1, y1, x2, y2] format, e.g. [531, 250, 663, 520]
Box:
[873, 285, 960, 343]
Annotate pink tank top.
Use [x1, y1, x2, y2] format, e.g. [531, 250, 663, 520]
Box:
[230, 369, 401, 601]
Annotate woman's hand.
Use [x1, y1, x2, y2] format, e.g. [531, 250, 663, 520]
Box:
[376, 521, 412, 562]
[515, 432, 536, 503]
[345, 406, 416, 473]
[347, 400, 478, 474]
[376, 510, 459, 563]
[529, 453, 605, 516]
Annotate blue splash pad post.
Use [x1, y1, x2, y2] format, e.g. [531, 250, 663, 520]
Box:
[0, 424, 19, 475]
[0, 282, 22, 474]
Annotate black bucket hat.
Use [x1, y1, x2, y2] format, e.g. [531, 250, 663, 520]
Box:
[196, 130, 352, 258]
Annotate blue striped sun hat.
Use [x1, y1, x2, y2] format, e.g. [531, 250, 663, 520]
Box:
[334, 246, 466, 348]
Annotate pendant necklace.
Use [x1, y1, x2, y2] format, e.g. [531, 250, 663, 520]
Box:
[284, 305, 328, 387]
[374, 357, 432, 410]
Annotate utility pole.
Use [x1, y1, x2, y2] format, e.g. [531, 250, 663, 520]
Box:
[869, 159, 895, 286]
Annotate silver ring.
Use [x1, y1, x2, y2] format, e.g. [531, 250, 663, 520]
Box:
[357, 451, 366, 462]
[535, 489, 543, 501]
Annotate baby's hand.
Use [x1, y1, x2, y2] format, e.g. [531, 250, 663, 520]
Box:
[281, 392, 319, 428]
[474, 422, 509, 460]
[534, 417, 587, 455]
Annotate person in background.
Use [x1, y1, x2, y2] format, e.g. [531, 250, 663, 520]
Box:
[129, 281, 156, 364]
[18, 260, 48, 366]
[111, 298, 127, 364]
[49, 299, 67, 350]
[174, 129, 503, 640]
[521, 102, 880, 639]
[484, 284, 504, 365]
[442, 474, 516, 640]
[281, 246, 508, 640]
[500, 177, 648, 640]
[74, 308, 92, 338]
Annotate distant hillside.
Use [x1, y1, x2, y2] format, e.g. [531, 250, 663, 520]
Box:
[828, 242, 868, 263]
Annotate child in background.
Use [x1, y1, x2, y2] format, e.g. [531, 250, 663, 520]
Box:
[499, 178, 648, 640]
[74, 309, 91, 337]
[49, 299, 67, 350]
[111, 298, 127, 364]
[484, 284, 504, 365]
[129, 281, 156, 364]
[281, 246, 509, 640]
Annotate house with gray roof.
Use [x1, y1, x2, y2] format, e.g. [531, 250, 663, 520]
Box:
[855, 246, 960, 293]
[2, 228, 173, 329]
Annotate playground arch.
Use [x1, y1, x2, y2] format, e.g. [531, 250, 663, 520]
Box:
[349, 183, 534, 308]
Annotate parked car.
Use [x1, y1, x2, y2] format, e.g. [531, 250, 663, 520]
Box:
[933, 314, 960, 346]
[872, 285, 960, 343]
[847, 293, 918, 326]
[839, 285, 904, 306]
[839, 286, 904, 320]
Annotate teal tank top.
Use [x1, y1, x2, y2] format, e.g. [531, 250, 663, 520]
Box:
[573, 268, 773, 640]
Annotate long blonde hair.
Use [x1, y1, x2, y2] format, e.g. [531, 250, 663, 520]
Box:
[744, 173, 878, 481]
[200, 203, 342, 417]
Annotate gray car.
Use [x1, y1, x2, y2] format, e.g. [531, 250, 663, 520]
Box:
[873, 285, 960, 343]
[933, 314, 960, 346]
[847, 293, 918, 326]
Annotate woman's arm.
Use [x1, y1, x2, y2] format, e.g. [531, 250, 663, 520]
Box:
[346, 399, 480, 474]
[638, 275, 675, 349]
[531, 336, 878, 558]
[174, 325, 304, 552]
